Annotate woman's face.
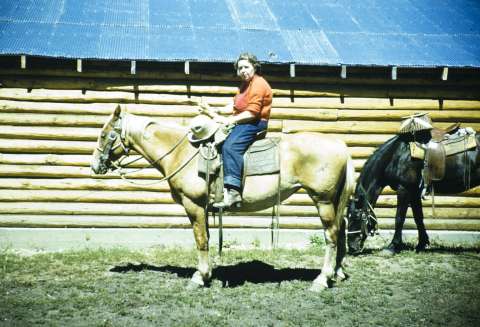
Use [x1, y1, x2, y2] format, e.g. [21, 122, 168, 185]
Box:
[237, 59, 255, 82]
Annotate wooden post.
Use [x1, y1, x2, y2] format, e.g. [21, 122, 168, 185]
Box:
[442, 67, 448, 81]
[184, 61, 190, 75]
[76, 59, 82, 73]
[391, 66, 397, 80]
[340, 64, 347, 79]
[290, 63, 295, 78]
[20, 55, 26, 69]
[130, 61, 136, 75]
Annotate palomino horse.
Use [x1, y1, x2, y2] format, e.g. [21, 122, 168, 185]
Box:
[91, 106, 355, 291]
[347, 132, 480, 255]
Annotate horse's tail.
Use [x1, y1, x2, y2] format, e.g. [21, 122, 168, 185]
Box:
[337, 155, 355, 223]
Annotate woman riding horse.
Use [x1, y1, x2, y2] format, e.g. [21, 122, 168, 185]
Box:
[198, 52, 272, 209]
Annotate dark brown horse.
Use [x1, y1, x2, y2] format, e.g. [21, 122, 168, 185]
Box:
[91, 106, 355, 291]
[347, 131, 480, 255]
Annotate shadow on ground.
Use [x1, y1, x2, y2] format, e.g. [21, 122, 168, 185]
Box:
[110, 260, 320, 287]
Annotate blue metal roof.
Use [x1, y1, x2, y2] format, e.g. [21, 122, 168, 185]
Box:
[0, 0, 479, 67]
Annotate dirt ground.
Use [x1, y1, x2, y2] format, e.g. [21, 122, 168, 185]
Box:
[1, 244, 479, 327]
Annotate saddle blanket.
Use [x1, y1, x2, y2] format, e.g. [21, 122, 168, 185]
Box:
[197, 137, 280, 177]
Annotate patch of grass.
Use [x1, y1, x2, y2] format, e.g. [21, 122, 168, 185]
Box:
[1, 246, 479, 326]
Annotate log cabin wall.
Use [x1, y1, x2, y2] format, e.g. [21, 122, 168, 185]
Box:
[0, 56, 479, 233]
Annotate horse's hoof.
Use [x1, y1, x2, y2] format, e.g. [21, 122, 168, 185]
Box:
[188, 271, 206, 289]
[309, 282, 328, 292]
[310, 275, 329, 292]
[415, 242, 430, 253]
[335, 270, 347, 282]
[380, 245, 397, 256]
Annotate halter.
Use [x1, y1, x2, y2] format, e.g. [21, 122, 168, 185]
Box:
[98, 114, 199, 184]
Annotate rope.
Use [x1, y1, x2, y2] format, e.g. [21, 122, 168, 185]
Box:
[117, 148, 199, 185]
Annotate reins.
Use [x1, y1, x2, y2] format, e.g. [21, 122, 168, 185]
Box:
[108, 116, 199, 185]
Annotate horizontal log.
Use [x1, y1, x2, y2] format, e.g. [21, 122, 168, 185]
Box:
[338, 110, 480, 122]
[0, 190, 174, 204]
[0, 153, 149, 167]
[0, 113, 283, 131]
[0, 164, 164, 179]
[0, 138, 374, 157]
[1, 78, 478, 100]
[0, 112, 187, 127]
[0, 202, 479, 219]
[0, 88, 198, 104]
[0, 125, 99, 141]
[0, 178, 171, 192]
[2, 73, 479, 94]
[2, 67, 479, 87]
[0, 154, 362, 171]
[0, 215, 478, 231]
[1, 179, 479, 198]
[3, 98, 480, 115]
[283, 120, 480, 134]
[2, 87, 480, 109]
[1, 190, 479, 206]
[0, 139, 96, 154]
[0, 100, 200, 117]
[205, 96, 480, 110]
[377, 218, 480, 231]
[2, 99, 480, 125]
[0, 125, 395, 147]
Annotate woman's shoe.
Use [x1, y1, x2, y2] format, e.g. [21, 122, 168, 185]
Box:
[213, 189, 242, 209]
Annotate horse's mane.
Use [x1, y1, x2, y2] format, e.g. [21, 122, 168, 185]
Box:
[123, 113, 186, 141]
[357, 135, 402, 196]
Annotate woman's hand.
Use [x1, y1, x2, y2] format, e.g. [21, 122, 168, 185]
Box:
[213, 115, 232, 125]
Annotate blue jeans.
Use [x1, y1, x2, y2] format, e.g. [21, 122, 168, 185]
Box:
[223, 120, 268, 189]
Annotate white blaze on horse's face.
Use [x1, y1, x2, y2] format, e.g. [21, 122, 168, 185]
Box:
[91, 111, 122, 175]
[237, 59, 255, 82]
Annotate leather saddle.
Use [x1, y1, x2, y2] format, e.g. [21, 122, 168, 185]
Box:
[410, 125, 477, 189]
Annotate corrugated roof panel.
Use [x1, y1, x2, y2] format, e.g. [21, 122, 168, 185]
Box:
[0, 21, 53, 56]
[414, 0, 480, 34]
[0, 0, 478, 67]
[348, 1, 403, 34]
[193, 27, 240, 62]
[237, 29, 291, 63]
[266, 0, 318, 30]
[60, 1, 106, 25]
[226, 0, 279, 31]
[282, 29, 339, 64]
[379, 1, 443, 34]
[149, 0, 192, 27]
[149, 26, 196, 61]
[191, 0, 235, 28]
[6, 0, 64, 23]
[98, 25, 148, 60]
[49, 23, 100, 58]
[304, 1, 361, 33]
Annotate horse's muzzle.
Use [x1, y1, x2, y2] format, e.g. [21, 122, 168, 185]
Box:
[91, 159, 107, 175]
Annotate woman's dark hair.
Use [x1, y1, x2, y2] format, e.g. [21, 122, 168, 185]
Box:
[234, 52, 262, 74]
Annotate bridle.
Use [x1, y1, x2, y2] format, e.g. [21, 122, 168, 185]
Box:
[347, 183, 378, 238]
[96, 114, 199, 184]
[95, 118, 130, 172]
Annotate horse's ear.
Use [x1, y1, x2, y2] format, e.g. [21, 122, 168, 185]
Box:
[114, 105, 122, 117]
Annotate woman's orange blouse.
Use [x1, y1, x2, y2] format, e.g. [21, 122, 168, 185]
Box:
[233, 75, 272, 121]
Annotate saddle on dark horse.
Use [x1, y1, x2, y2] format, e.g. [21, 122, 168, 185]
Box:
[400, 113, 477, 195]
[188, 114, 280, 207]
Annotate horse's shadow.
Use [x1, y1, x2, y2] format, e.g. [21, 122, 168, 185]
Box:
[110, 260, 320, 287]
